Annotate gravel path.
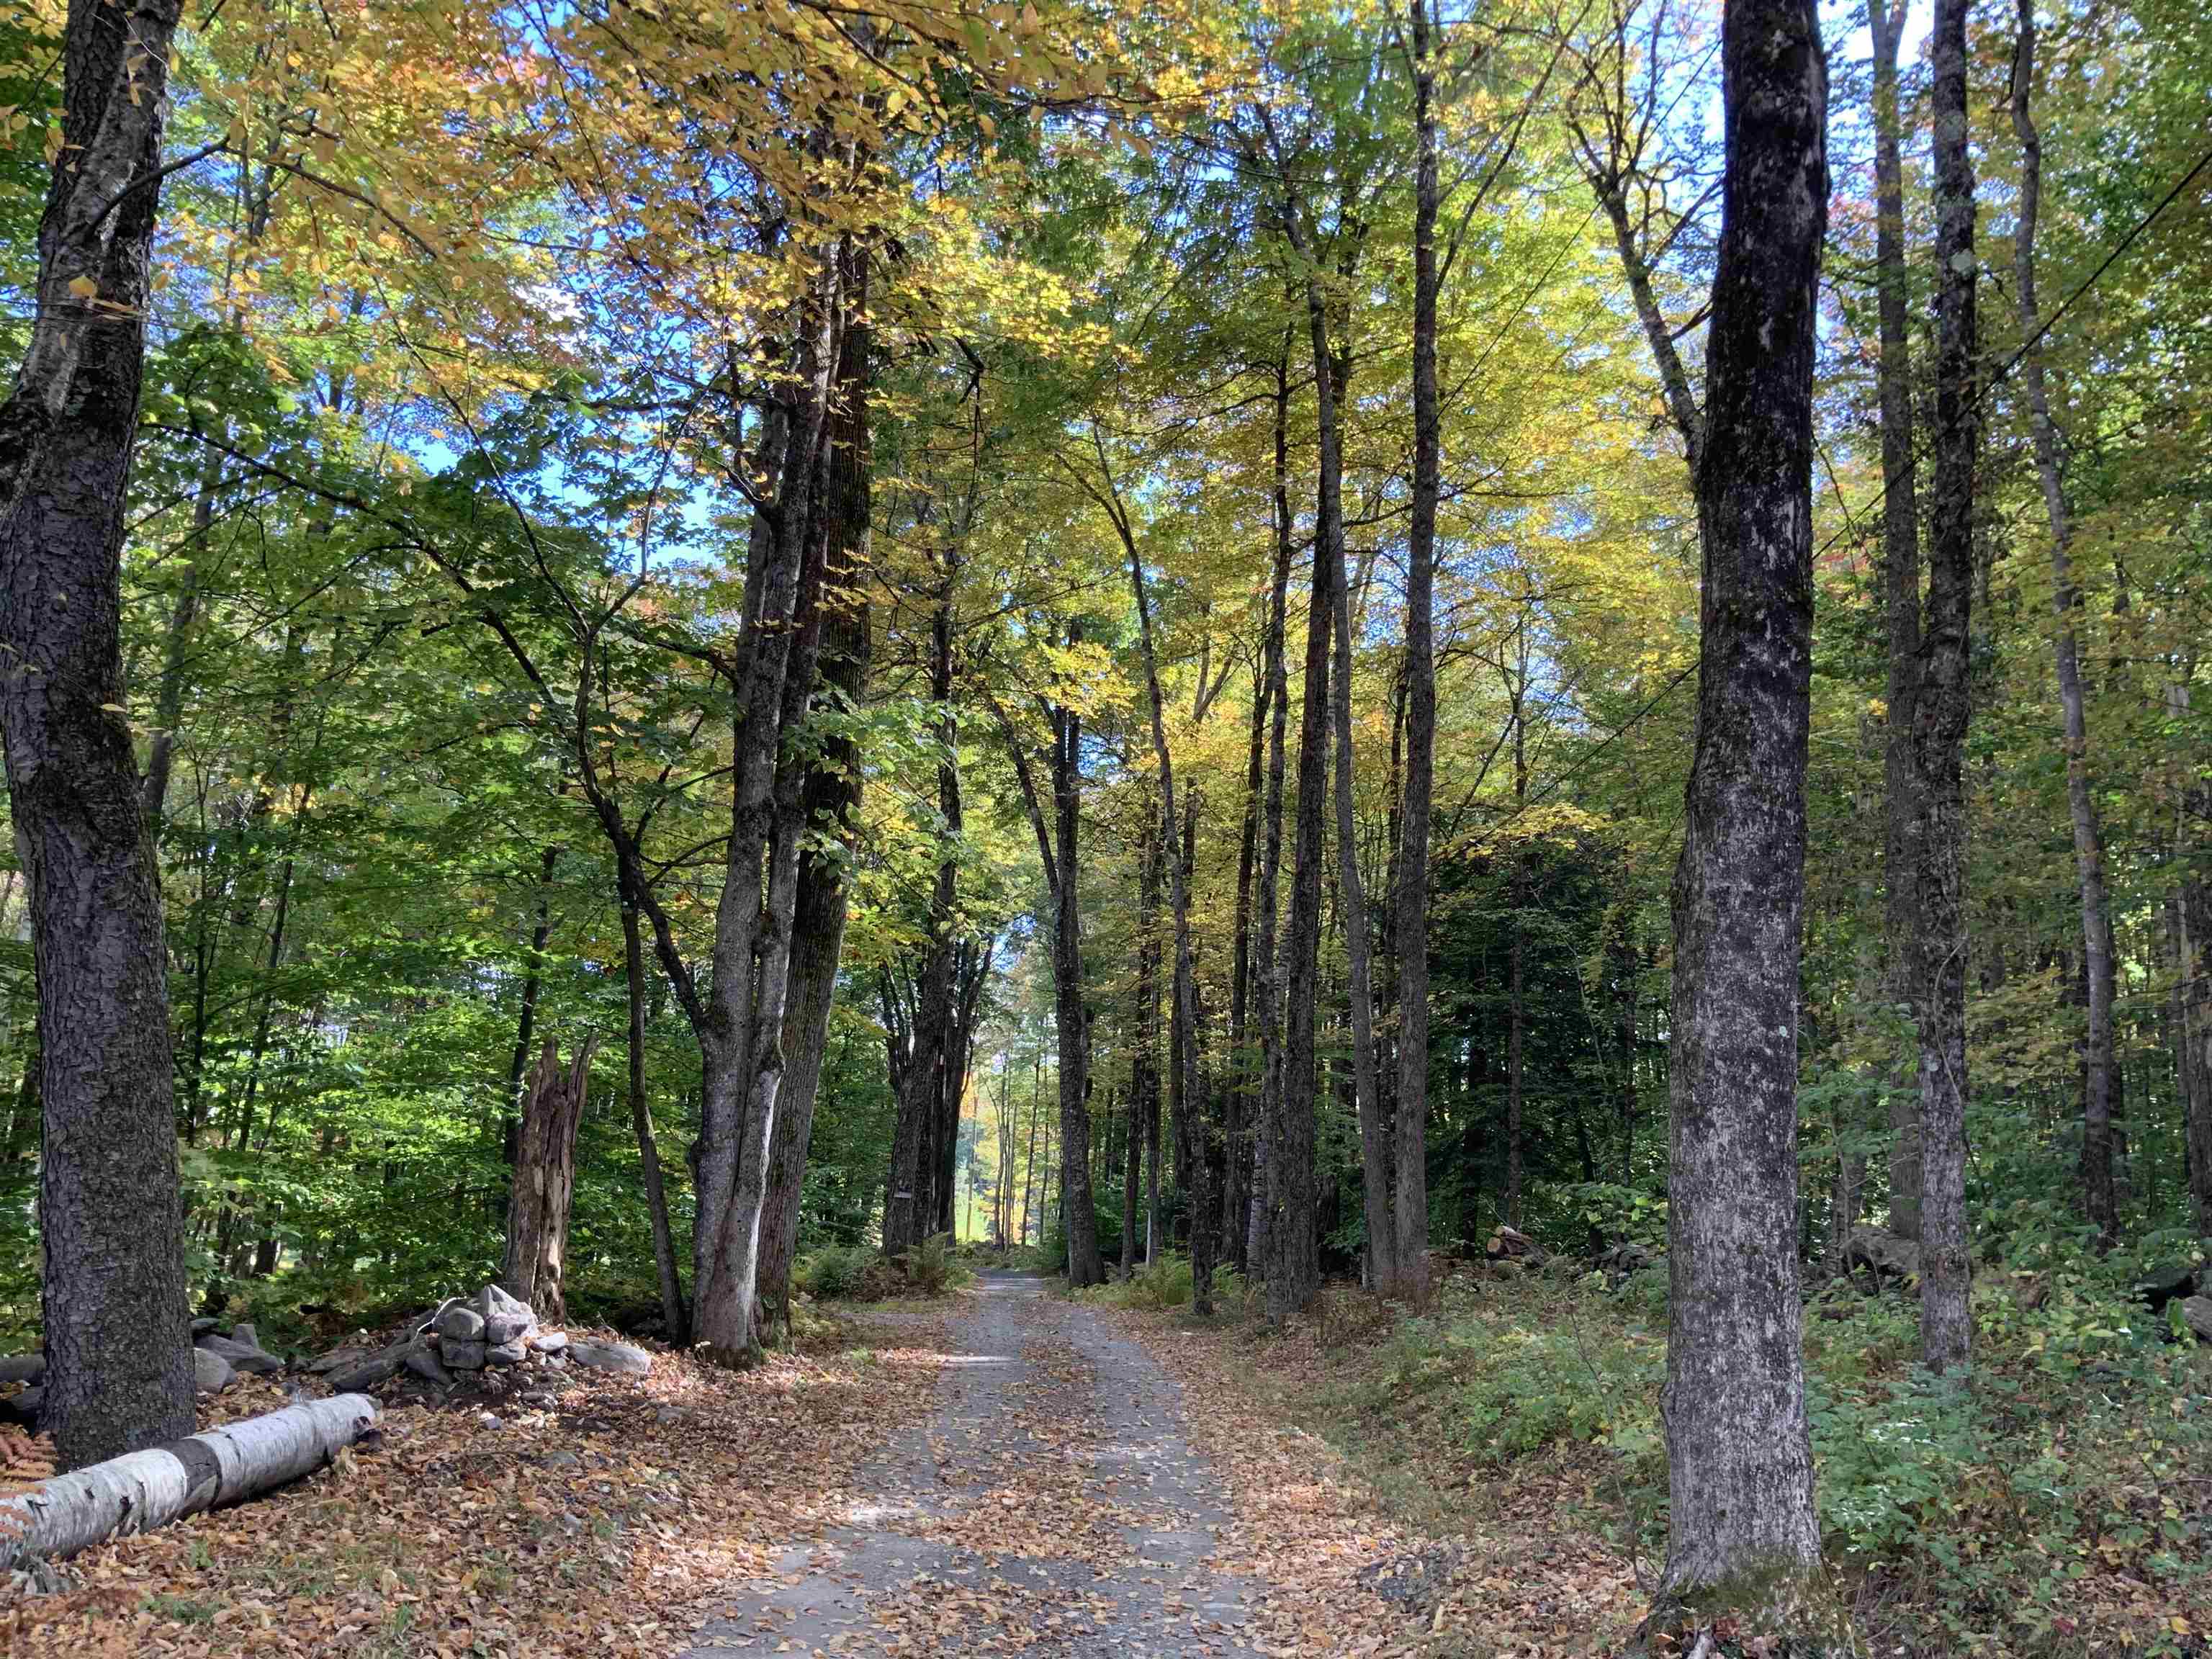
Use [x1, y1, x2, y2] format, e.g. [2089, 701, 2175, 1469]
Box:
[681, 1272, 1260, 1656]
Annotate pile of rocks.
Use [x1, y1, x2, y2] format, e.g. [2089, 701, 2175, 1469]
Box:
[192, 1319, 284, 1393]
[307, 1284, 654, 1393]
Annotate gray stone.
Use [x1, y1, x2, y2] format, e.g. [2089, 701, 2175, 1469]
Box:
[404, 1346, 453, 1385]
[0, 1386, 42, 1426]
[567, 1339, 652, 1375]
[194, 1346, 236, 1394]
[528, 1330, 568, 1356]
[189, 1317, 221, 1337]
[485, 1339, 527, 1367]
[2138, 1259, 2202, 1312]
[0, 1355, 44, 1384]
[433, 1304, 487, 1343]
[323, 1337, 418, 1391]
[307, 1344, 369, 1376]
[2181, 1295, 2212, 1344]
[229, 1321, 261, 1349]
[196, 1333, 282, 1373]
[442, 1338, 487, 1371]
[543, 1449, 581, 1469]
[480, 1282, 536, 1346]
[1844, 1225, 1921, 1282]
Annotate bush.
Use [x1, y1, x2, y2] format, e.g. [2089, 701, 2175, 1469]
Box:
[795, 1242, 875, 1300]
[904, 1232, 959, 1296]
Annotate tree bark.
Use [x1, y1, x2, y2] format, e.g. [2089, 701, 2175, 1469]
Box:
[2010, 1, 2118, 1241]
[1656, 0, 1832, 1625]
[620, 895, 687, 1343]
[503, 1036, 601, 1321]
[1052, 665, 1105, 1285]
[1270, 201, 1348, 1322]
[2172, 866, 2212, 1237]
[760, 287, 873, 1319]
[503, 844, 562, 1171]
[0, 0, 194, 1471]
[1249, 343, 1296, 1280]
[0, 1394, 379, 1570]
[1330, 472, 1393, 1295]
[1916, 0, 1979, 1375]
[1392, 0, 1441, 1300]
[1126, 519, 1214, 1313]
[1869, 0, 1925, 1245]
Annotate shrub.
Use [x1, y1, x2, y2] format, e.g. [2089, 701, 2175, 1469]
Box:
[796, 1243, 874, 1300]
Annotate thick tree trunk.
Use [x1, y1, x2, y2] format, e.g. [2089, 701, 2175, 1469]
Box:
[760, 303, 872, 1317]
[1391, 0, 1442, 1299]
[1869, 0, 1925, 1245]
[503, 1035, 601, 1322]
[693, 251, 850, 1359]
[1225, 659, 1266, 1269]
[1915, 0, 1978, 1375]
[1656, 0, 1832, 1628]
[0, 1395, 378, 1570]
[2010, 3, 2118, 1241]
[1130, 805, 1162, 1272]
[620, 897, 687, 1344]
[0, 0, 193, 1471]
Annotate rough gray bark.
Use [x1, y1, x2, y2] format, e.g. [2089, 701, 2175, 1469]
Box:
[1916, 0, 1977, 1375]
[1869, 0, 1924, 1244]
[695, 252, 848, 1359]
[1130, 804, 1162, 1272]
[0, 0, 194, 1471]
[0, 1394, 378, 1569]
[1656, 0, 1832, 1625]
[1391, 0, 1441, 1300]
[502, 844, 562, 1171]
[1226, 656, 1267, 1270]
[503, 1035, 601, 1322]
[760, 282, 873, 1324]
[2010, 1, 2118, 1241]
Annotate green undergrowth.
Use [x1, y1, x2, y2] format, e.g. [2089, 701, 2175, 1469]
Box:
[793, 1232, 975, 1303]
[1253, 1242, 2212, 1656]
[1074, 1251, 1250, 1313]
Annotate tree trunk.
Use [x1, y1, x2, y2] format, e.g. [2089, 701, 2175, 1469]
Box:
[1916, 0, 1979, 1375]
[503, 1035, 601, 1322]
[2010, 1, 2118, 1241]
[1250, 343, 1297, 1281]
[502, 844, 562, 1171]
[0, 1394, 379, 1570]
[1271, 202, 1348, 1321]
[1655, 0, 1832, 1627]
[760, 292, 873, 1317]
[1392, 0, 1442, 1299]
[0, 0, 193, 1472]
[620, 896, 687, 1344]
[1052, 674, 1106, 1285]
[2172, 870, 2212, 1237]
[1330, 464, 1393, 1294]
[1130, 804, 1161, 1273]
[1126, 523, 1214, 1312]
[1869, 0, 1925, 1245]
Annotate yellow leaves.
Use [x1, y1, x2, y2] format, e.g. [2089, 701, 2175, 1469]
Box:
[65, 274, 97, 300]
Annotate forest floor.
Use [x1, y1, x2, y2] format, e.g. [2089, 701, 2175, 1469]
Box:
[0, 1274, 1447, 1658]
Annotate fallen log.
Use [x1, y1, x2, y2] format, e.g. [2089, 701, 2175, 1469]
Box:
[0, 1393, 378, 1569]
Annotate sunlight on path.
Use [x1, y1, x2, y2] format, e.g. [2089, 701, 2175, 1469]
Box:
[680, 1273, 1259, 1656]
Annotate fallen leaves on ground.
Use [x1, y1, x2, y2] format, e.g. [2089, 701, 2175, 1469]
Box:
[0, 1311, 950, 1658]
[1105, 1285, 1645, 1658]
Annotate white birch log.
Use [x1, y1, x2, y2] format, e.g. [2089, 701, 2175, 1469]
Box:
[0, 1393, 378, 1569]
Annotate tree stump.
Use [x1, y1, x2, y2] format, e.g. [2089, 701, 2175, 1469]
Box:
[503, 1035, 598, 1322]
